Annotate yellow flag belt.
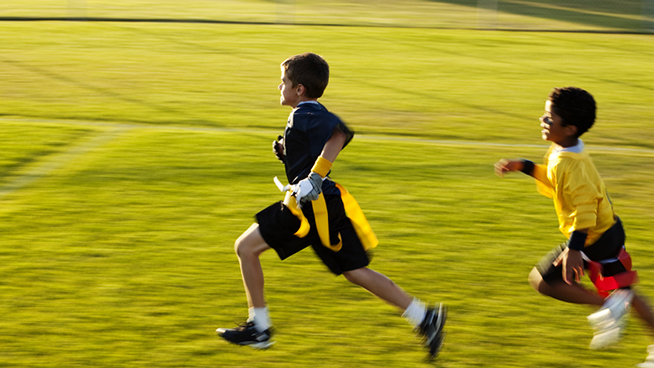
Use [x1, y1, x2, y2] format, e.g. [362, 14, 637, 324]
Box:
[276, 177, 378, 252]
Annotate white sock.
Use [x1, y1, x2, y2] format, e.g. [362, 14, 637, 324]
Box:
[248, 307, 271, 333]
[402, 298, 427, 329]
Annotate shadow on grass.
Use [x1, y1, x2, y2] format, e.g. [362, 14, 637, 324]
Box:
[430, 0, 652, 31]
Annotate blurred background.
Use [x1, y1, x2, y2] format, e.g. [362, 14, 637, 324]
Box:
[2, 0, 654, 32]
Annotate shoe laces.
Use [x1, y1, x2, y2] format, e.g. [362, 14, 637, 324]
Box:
[232, 321, 255, 331]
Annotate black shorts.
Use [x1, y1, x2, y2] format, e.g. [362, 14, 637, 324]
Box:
[536, 218, 628, 285]
[536, 218, 628, 284]
[255, 194, 370, 275]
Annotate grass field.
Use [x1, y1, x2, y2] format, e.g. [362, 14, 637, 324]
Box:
[1, 0, 653, 31]
[1, 1, 654, 367]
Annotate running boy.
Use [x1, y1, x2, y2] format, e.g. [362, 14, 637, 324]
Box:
[216, 52, 446, 359]
[495, 87, 654, 366]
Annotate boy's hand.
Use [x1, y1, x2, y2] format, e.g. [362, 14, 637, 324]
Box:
[272, 135, 285, 163]
[554, 247, 584, 284]
[494, 159, 524, 177]
[294, 172, 323, 205]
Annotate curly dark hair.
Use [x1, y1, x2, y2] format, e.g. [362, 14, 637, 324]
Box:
[281, 53, 329, 99]
[548, 87, 596, 137]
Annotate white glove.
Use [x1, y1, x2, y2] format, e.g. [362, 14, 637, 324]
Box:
[294, 172, 323, 205]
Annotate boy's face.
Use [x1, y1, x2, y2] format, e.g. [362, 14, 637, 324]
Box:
[540, 100, 576, 145]
[279, 68, 302, 108]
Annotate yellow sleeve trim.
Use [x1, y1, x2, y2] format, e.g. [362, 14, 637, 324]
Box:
[311, 156, 332, 178]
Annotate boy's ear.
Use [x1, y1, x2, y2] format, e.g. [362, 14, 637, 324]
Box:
[295, 84, 305, 97]
[565, 124, 578, 137]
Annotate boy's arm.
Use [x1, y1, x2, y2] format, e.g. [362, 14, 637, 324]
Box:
[562, 163, 602, 231]
[520, 160, 549, 185]
[494, 159, 524, 177]
[319, 127, 347, 163]
[494, 159, 546, 180]
[552, 161, 598, 284]
[294, 127, 347, 204]
[495, 158, 554, 197]
[526, 161, 554, 197]
[553, 229, 588, 284]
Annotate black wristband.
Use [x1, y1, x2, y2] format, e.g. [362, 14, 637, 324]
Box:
[568, 231, 588, 251]
[520, 159, 535, 176]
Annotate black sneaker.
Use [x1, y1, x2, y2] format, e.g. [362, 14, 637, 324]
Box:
[419, 303, 446, 360]
[216, 321, 274, 349]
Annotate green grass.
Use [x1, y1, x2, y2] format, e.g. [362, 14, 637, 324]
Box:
[1, 0, 652, 31]
[1, 4, 654, 367]
[1, 22, 653, 145]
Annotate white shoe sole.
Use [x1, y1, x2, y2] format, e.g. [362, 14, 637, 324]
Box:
[248, 340, 275, 349]
[589, 325, 621, 350]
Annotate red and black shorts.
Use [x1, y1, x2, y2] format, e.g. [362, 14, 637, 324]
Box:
[255, 194, 370, 275]
[536, 218, 628, 285]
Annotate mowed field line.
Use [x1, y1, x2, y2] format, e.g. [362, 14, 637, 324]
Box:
[2, 116, 654, 198]
[0, 126, 131, 198]
[4, 117, 654, 155]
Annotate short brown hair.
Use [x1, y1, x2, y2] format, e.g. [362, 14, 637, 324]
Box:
[281, 53, 329, 99]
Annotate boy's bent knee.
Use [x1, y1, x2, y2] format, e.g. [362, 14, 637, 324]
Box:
[234, 238, 261, 259]
[234, 232, 248, 254]
[234, 226, 270, 259]
[234, 237, 247, 257]
[528, 267, 545, 291]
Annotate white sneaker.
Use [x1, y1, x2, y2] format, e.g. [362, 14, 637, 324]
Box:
[216, 321, 274, 349]
[587, 289, 634, 350]
[636, 345, 654, 367]
[603, 289, 635, 320]
[588, 318, 623, 350]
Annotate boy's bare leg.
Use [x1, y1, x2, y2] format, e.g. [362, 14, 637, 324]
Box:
[342, 267, 413, 310]
[234, 223, 271, 309]
[343, 267, 446, 359]
[217, 224, 273, 348]
[528, 267, 604, 306]
[529, 268, 654, 324]
[633, 293, 654, 332]
[632, 293, 654, 366]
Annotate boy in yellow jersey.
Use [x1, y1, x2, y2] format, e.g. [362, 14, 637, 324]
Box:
[216, 52, 446, 360]
[495, 87, 654, 366]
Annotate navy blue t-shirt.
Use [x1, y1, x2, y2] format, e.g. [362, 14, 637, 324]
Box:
[283, 101, 353, 196]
